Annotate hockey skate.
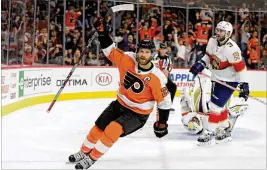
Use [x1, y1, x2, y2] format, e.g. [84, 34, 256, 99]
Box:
[197, 130, 214, 146]
[69, 150, 87, 163]
[75, 155, 96, 169]
[215, 126, 232, 144]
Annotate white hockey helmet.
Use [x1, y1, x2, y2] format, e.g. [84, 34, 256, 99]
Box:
[187, 115, 203, 135]
[215, 21, 233, 42]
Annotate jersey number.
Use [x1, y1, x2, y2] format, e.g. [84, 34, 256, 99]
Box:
[161, 87, 169, 98]
[123, 71, 144, 93]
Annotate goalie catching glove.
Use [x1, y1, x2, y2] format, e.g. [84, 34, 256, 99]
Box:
[153, 108, 170, 138]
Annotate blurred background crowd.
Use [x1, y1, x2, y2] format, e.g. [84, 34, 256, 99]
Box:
[1, 0, 267, 70]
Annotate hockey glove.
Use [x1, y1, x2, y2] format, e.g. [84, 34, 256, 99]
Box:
[93, 17, 111, 36]
[93, 17, 113, 49]
[153, 122, 168, 138]
[239, 82, 249, 101]
[189, 60, 206, 76]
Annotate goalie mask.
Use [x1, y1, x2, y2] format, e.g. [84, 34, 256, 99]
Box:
[187, 114, 203, 135]
[215, 21, 233, 44]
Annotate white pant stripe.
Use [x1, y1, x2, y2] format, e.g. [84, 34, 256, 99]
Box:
[83, 138, 95, 149]
[95, 140, 110, 153]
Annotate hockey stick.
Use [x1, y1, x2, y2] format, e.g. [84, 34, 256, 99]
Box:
[111, 4, 134, 12]
[199, 72, 267, 105]
[46, 31, 98, 113]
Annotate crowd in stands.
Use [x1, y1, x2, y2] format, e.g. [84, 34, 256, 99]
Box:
[1, 0, 267, 70]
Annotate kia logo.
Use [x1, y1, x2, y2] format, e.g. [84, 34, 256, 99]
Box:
[96, 73, 112, 86]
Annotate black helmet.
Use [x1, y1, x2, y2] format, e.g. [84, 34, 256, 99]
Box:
[137, 40, 155, 52]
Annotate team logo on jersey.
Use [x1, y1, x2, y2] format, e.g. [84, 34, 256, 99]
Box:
[210, 54, 221, 70]
[211, 60, 220, 70]
[233, 52, 240, 61]
[123, 71, 144, 93]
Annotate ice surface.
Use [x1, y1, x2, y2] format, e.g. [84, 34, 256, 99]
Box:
[2, 98, 266, 169]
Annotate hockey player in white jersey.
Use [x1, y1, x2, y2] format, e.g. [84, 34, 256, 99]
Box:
[180, 69, 249, 136]
[189, 21, 250, 145]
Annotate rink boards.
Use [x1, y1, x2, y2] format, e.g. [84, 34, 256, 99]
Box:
[2, 66, 267, 116]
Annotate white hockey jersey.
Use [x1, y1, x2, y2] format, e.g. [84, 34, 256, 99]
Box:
[201, 37, 247, 82]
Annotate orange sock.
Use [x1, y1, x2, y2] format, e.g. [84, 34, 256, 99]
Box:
[81, 125, 104, 154]
[90, 121, 123, 160]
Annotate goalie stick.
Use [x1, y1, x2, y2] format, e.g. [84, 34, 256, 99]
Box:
[46, 4, 134, 113]
[199, 72, 267, 106]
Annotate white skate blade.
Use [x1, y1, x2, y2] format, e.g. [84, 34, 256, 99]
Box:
[215, 137, 232, 144]
[66, 161, 76, 164]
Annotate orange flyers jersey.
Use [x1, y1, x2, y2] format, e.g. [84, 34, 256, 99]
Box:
[102, 43, 172, 115]
[195, 23, 211, 45]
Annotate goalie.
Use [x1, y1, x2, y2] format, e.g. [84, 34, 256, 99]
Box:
[180, 69, 249, 138]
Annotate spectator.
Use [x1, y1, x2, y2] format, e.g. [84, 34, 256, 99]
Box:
[65, 7, 81, 30]
[199, 5, 213, 22]
[260, 49, 267, 70]
[139, 24, 153, 40]
[2, 0, 265, 70]
[85, 51, 100, 66]
[49, 44, 63, 64]
[194, 21, 212, 61]
[23, 45, 37, 65]
[248, 46, 259, 69]
[99, 51, 112, 66]
[121, 32, 136, 52]
[163, 20, 173, 41]
[153, 30, 164, 50]
[262, 34, 267, 49]
[247, 31, 259, 55]
[240, 20, 251, 56]
[239, 3, 249, 23]
[72, 48, 81, 65]
[64, 49, 73, 65]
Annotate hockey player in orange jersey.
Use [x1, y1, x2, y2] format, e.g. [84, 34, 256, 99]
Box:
[68, 17, 172, 169]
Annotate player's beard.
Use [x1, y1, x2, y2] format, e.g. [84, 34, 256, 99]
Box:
[216, 34, 228, 45]
[136, 55, 152, 66]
